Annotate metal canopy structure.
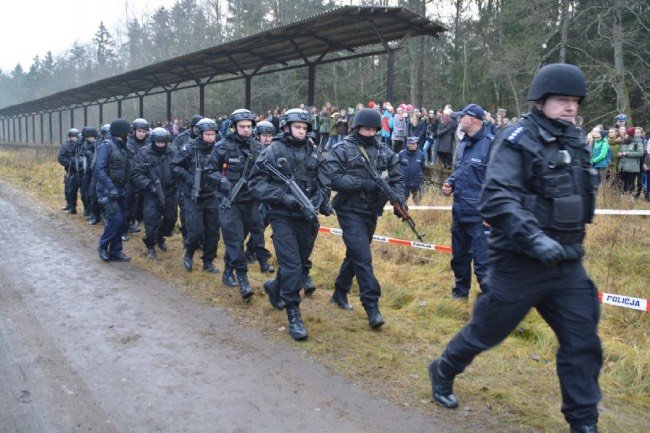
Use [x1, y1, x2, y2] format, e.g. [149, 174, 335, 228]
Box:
[0, 6, 445, 143]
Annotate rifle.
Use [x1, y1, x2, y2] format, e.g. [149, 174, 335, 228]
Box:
[262, 158, 318, 220]
[191, 147, 202, 202]
[358, 153, 425, 242]
[147, 163, 165, 209]
[220, 151, 252, 210]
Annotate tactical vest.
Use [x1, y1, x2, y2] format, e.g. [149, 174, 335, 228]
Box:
[273, 138, 319, 199]
[106, 140, 130, 186]
[220, 137, 255, 182]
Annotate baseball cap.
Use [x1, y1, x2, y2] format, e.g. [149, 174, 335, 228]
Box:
[453, 104, 485, 121]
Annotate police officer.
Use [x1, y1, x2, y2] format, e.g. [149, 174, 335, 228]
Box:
[171, 118, 221, 273]
[132, 127, 178, 259]
[428, 64, 601, 433]
[58, 128, 82, 213]
[441, 104, 494, 299]
[397, 136, 426, 205]
[209, 109, 263, 299]
[99, 124, 111, 141]
[248, 108, 330, 340]
[87, 125, 111, 225]
[325, 108, 405, 329]
[125, 118, 151, 237]
[80, 127, 99, 219]
[95, 119, 133, 262]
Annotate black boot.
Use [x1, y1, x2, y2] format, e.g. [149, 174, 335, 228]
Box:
[330, 289, 353, 311]
[363, 304, 385, 329]
[221, 267, 239, 287]
[245, 250, 256, 264]
[570, 425, 598, 433]
[129, 223, 141, 233]
[263, 279, 285, 310]
[286, 306, 308, 341]
[66, 208, 77, 215]
[259, 260, 275, 274]
[237, 271, 254, 299]
[147, 246, 157, 259]
[98, 246, 110, 262]
[111, 252, 131, 262]
[62, 204, 71, 211]
[88, 216, 99, 225]
[428, 359, 458, 409]
[203, 261, 219, 273]
[183, 250, 193, 271]
[302, 274, 316, 296]
[157, 237, 167, 251]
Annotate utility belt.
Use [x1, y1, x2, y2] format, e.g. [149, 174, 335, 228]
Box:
[542, 228, 584, 245]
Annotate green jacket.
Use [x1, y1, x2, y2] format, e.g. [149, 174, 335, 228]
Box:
[590, 138, 609, 168]
[318, 113, 330, 134]
[618, 138, 644, 173]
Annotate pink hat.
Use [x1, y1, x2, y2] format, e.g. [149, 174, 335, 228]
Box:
[398, 103, 407, 111]
[406, 104, 414, 112]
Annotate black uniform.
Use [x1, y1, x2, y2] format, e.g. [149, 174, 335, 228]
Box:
[132, 143, 178, 249]
[125, 135, 150, 227]
[85, 139, 104, 223]
[79, 138, 96, 217]
[171, 138, 220, 266]
[325, 133, 404, 310]
[170, 130, 195, 241]
[437, 108, 602, 428]
[58, 139, 86, 213]
[209, 133, 263, 277]
[248, 133, 329, 307]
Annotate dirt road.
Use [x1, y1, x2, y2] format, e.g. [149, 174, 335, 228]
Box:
[0, 181, 451, 433]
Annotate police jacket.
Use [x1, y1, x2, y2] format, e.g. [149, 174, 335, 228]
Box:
[170, 138, 217, 201]
[618, 138, 645, 173]
[446, 125, 494, 222]
[58, 140, 86, 173]
[95, 137, 131, 199]
[208, 133, 263, 202]
[132, 143, 177, 196]
[170, 130, 195, 156]
[436, 118, 457, 154]
[325, 133, 404, 217]
[126, 136, 150, 161]
[478, 108, 599, 256]
[248, 132, 329, 221]
[398, 148, 426, 188]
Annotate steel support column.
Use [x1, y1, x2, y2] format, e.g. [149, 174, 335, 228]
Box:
[48, 112, 53, 144]
[40, 114, 44, 143]
[139, 95, 144, 118]
[32, 115, 36, 143]
[59, 111, 63, 143]
[99, 103, 103, 125]
[245, 76, 252, 109]
[12, 117, 16, 142]
[166, 91, 172, 122]
[18, 117, 23, 143]
[386, 50, 395, 102]
[199, 84, 205, 115]
[307, 63, 316, 106]
[117, 100, 122, 118]
[83, 105, 88, 126]
[70, 109, 74, 128]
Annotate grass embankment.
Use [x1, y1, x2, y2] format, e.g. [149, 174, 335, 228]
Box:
[1, 143, 648, 433]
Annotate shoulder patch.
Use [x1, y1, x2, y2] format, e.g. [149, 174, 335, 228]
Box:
[506, 126, 525, 143]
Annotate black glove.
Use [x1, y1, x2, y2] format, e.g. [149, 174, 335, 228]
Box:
[150, 183, 157, 194]
[563, 244, 585, 261]
[108, 188, 119, 200]
[220, 178, 232, 192]
[360, 179, 376, 193]
[319, 201, 334, 216]
[282, 194, 300, 210]
[529, 232, 565, 266]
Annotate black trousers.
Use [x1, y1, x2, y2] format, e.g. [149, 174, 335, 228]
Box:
[80, 170, 92, 212]
[184, 196, 220, 263]
[142, 192, 178, 248]
[245, 202, 271, 262]
[269, 214, 318, 307]
[439, 251, 602, 428]
[334, 211, 381, 307]
[88, 173, 102, 219]
[125, 182, 144, 225]
[219, 201, 257, 272]
[98, 192, 128, 256]
[65, 171, 81, 210]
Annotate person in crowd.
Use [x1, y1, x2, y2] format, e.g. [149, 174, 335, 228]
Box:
[336, 108, 348, 142]
[380, 104, 393, 145]
[390, 105, 408, 153]
[590, 128, 610, 179]
[398, 136, 426, 204]
[422, 110, 438, 165]
[80, 127, 99, 220]
[124, 118, 151, 239]
[436, 107, 457, 169]
[318, 106, 330, 149]
[58, 128, 81, 213]
[618, 127, 645, 194]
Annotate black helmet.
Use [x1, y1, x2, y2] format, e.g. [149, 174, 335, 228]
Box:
[527, 63, 586, 102]
[190, 114, 203, 127]
[100, 124, 110, 133]
[131, 118, 150, 132]
[67, 128, 80, 138]
[109, 118, 131, 139]
[281, 108, 312, 132]
[150, 127, 171, 143]
[195, 118, 218, 135]
[351, 108, 382, 130]
[230, 109, 256, 127]
[83, 127, 99, 138]
[255, 121, 275, 135]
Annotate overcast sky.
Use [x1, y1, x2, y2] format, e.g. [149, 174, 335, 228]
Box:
[0, 0, 176, 72]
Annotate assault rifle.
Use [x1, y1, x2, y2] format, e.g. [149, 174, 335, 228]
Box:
[191, 147, 202, 202]
[220, 151, 252, 210]
[147, 163, 165, 209]
[358, 155, 425, 242]
[262, 157, 318, 220]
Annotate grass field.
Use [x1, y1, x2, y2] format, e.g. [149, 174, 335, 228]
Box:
[1, 143, 648, 433]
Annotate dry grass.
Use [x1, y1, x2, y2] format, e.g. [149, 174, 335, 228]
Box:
[1, 144, 648, 433]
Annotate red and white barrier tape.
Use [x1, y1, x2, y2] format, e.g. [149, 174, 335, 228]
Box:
[389, 206, 650, 216]
[318, 226, 648, 313]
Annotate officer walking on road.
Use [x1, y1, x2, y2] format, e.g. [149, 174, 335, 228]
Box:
[324, 108, 405, 329]
[248, 108, 330, 340]
[440, 104, 494, 299]
[428, 64, 602, 433]
[58, 128, 82, 214]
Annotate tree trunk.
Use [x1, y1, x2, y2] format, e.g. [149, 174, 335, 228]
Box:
[612, 0, 630, 116]
[559, 0, 570, 63]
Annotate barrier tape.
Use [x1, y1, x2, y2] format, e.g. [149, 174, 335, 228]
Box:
[318, 226, 648, 313]
[388, 206, 650, 216]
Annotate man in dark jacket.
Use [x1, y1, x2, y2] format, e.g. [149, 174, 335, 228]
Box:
[398, 137, 426, 204]
[325, 108, 405, 329]
[248, 108, 330, 341]
[58, 128, 82, 214]
[95, 119, 133, 262]
[441, 104, 494, 299]
[436, 110, 457, 169]
[80, 127, 99, 220]
[124, 118, 151, 237]
[132, 127, 178, 259]
[429, 64, 602, 433]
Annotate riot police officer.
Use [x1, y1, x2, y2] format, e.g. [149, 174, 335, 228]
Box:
[171, 118, 221, 273]
[95, 119, 133, 262]
[99, 124, 111, 141]
[248, 108, 330, 340]
[324, 108, 405, 329]
[57, 128, 83, 214]
[132, 127, 178, 259]
[428, 64, 601, 433]
[80, 127, 99, 219]
[125, 118, 151, 236]
[207, 109, 263, 298]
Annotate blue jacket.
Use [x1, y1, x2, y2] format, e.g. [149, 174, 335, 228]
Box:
[398, 148, 426, 187]
[446, 126, 494, 222]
